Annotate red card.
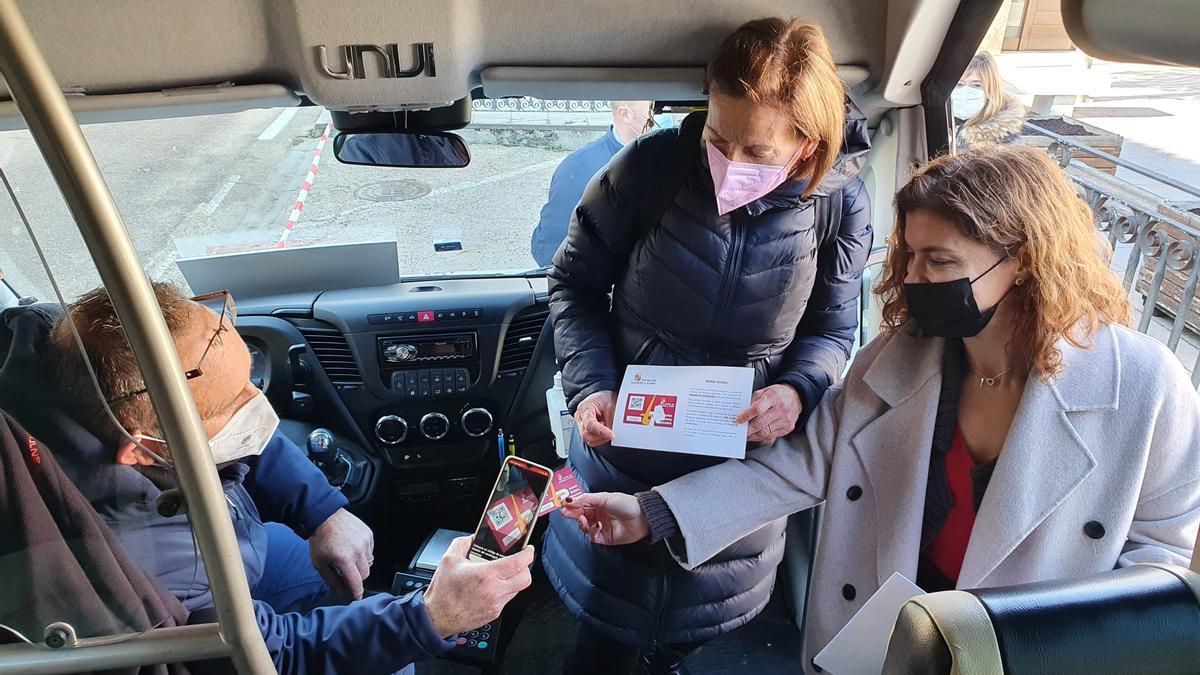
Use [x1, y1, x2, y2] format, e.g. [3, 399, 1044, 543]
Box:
[539, 467, 584, 516]
[623, 393, 677, 428]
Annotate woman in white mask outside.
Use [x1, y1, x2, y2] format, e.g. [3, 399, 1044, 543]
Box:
[543, 17, 873, 675]
[952, 52, 1028, 150]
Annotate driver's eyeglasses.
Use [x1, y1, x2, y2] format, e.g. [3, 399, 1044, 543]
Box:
[105, 290, 236, 406]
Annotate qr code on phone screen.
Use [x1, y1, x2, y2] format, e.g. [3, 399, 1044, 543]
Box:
[628, 395, 646, 411]
[487, 502, 513, 529]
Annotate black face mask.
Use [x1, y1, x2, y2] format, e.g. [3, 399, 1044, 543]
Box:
[903, 255, 1010, 338]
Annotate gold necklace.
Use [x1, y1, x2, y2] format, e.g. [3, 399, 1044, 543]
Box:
[971, 367, 1012, 387]
[965, 355, 1013, 388]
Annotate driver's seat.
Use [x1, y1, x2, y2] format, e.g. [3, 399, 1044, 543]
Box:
[0, 304, 237, 674]
[882, 564, 1200, 674]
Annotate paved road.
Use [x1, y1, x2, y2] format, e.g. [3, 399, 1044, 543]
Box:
[0, 106, 584, 303]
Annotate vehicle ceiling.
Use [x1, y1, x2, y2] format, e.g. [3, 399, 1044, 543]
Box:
[0, 0, 966, 128]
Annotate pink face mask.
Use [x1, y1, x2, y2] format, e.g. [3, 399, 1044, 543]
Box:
[706, 142, 804, 216]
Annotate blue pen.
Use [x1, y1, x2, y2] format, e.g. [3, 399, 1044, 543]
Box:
[497, 428, 505, 465]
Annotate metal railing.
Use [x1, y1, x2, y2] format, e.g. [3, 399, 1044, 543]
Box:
[1026, 121, 1200, 201]
[1026, 121, 1200, 390]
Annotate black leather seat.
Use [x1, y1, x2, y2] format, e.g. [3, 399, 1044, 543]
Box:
[882, 564, 1200, 674]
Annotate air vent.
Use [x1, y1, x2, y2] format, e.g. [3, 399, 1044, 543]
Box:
[298, 325, 362, 385]
[498, 304, 550, 375]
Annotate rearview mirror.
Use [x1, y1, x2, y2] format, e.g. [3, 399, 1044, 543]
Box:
[333, 131, 471, 168]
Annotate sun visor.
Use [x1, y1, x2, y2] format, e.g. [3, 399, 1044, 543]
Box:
[479, 65, 872, 103]
[2, 0, 892, 121]
[481, 67, 707, 102]
[0, 84, 299, 132]
[1063, 0, 1200, 67]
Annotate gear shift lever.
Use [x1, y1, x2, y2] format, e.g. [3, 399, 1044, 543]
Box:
[307, 428, 336, 466]
[307, 428, 352, 489]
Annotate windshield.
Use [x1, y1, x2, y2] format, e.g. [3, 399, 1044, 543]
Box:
[0, 99, 677, 300]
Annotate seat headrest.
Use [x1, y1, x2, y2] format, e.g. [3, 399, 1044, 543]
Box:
[0, 303, 156, 506]
[974, 564, 1200, 675]
[883, 565, 1200, 675]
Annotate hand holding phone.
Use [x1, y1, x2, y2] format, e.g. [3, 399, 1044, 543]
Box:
[468, 456, 553, 561]
[423, 536, 534, 638]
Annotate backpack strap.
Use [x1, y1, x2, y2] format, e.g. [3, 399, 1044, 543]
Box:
[813, 187, 844, 251]
[633, 111, 706, 240]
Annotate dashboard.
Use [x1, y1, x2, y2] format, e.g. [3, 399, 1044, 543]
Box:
[234, 276, 559, 547]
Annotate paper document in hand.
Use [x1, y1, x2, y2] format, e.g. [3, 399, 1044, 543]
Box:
[813, 572, 924, 675]
[611, 364, 753, 459]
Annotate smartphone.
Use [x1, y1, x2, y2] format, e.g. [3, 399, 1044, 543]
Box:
[468, 456, 553, 562]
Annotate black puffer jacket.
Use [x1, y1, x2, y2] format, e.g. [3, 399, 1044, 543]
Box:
[542, 109, 873, 645]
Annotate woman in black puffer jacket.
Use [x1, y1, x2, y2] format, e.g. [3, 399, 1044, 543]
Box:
[543, 17, 873, 675]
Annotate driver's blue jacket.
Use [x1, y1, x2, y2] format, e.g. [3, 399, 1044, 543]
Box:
[0, 303, 455, 674]
[99, 432, 455, 673]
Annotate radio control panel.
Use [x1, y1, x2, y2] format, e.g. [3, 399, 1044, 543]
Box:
[378, 333, 476, 365]
[378, 332, 479, 398]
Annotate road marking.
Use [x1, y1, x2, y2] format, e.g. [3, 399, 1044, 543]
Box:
[424, 159, 560, 198]
[144, 173, 243, 279]
[277, 122, 332, 246]
[257, 108, 299, 141]
[197, 174, 240, 216]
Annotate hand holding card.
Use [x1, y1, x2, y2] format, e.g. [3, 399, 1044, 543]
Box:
[538, 467, 585, 517]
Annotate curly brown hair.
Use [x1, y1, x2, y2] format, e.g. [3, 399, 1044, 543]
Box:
[875, 144, 1131, 378]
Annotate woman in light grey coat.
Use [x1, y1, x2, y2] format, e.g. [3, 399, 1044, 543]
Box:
[561, 145, 1200, 673]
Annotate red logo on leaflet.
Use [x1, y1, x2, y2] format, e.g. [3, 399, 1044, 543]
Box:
[624, 394, 677, 428]
[417, 311, 435, 323]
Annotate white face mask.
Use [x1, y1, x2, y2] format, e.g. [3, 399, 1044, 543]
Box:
[134, 391, 279, 466]
[951, 85, 987, 120]
[208, 391, 279, 464]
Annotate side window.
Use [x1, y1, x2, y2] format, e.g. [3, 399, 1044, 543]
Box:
[948, 6, 1200, 385]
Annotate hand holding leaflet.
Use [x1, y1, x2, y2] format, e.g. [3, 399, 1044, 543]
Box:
[611, 365, 754, 459]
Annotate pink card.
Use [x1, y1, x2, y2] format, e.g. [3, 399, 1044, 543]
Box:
[539, 467, 584, 516]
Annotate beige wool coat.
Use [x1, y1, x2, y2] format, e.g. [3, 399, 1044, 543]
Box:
[654, 324, 1200, 673]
